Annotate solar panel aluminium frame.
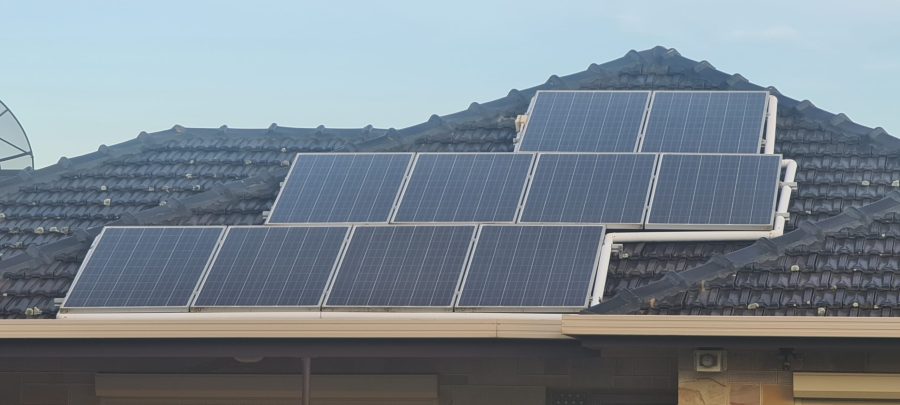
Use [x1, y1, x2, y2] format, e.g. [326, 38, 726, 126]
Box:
[321, 224, 479, 312]
[453, 224, 606, 313]
[189, 225, 352, 312]
[515, 152, 660, 229]
[514, 90, 653, 153]
[637, 90, 770, 153]
[390, 152, 537, 224]
[644, 153, 782, 231]
[59, 226, 227, 314]
[264, 152, 416, 225]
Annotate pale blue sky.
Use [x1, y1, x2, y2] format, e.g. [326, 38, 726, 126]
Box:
[2, 0, 899, 168]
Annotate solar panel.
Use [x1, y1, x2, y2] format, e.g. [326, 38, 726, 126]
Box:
[641, 91, 769, 153]
[393, 153, 534, 223]
[324, 225, 475, 309]
[519, 91, 651, 152]
[62, 227, 225, 312]
[647, 154, 781, 230]
[193, 226, 349, 309]
[519, 153, 657, 228]
[267, 153, 413, 224]
[456, 225, 605, 311]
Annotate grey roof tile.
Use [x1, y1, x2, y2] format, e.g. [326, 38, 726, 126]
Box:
[3, 46, 900, 317]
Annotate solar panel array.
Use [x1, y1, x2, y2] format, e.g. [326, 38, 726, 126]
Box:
[268, 153, 412, 224]
[394, 153, 533, 223]
[519, 90, 770, 154]
[325, 225, 475, 308]
[64, 90, 784, 314]
[641, 91, 769, 153]
[520, 153, 656, 227]
[194, 226, 349, 309]
[647, 154, 781, 229]
[519, 91, 650, 153]
[63, 227, 224, 311]
[457, 225, 605, 310]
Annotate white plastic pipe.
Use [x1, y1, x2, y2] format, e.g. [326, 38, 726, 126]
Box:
[764, 95, 778, 154]
[590, 158, 797, 306]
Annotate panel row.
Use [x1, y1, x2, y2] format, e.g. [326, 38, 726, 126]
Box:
[268, 152, 782, 230]
[61, 225, 606, 313]
[517, 90, 771, 154]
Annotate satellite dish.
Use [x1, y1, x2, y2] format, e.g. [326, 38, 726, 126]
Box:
[0, 99, 34, 170]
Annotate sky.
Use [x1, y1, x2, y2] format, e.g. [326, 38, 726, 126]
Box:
[2, 0, 899, 168]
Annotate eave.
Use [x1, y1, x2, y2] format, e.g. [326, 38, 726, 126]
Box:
[2, 314, 900, 341]
[562, 315, 900, 338]
[0, 313, 567, 340]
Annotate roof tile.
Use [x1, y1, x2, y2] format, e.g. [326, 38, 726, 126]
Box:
[4, 47, 900, 317]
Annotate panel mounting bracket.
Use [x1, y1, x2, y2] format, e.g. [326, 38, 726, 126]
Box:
[515, 114, 528, 135]
[611, 243, 625, 257]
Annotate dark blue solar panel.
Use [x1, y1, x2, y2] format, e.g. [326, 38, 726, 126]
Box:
[63, 227, 224, 310]
[647, 154, 781, 229]
[520, 91, 650, 152]
[520, 153, 657, 227]
[268, 153, 412, 223]
[193, 226, 349, 308]
[641, 91, 769, 153]
[456, 225, 605, 310]
[393, 153, 534, 223]
[325, 225, 475, 308]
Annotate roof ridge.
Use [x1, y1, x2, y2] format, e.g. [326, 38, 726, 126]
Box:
[587, 191, 900, 315]
[351, 46, 899, 152]
[0, 127, 180, 197]
[9, 46, 896, 190]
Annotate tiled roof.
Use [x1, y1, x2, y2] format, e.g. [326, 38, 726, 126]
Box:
[2, 46, 899, 318]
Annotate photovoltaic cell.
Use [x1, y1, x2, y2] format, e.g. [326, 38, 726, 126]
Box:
[268, 153, 412, 224]
[325, 225, 475, 308]
[456, 225, 605, 310]
[520, 153, 657, 227]
[647, 154, 781, 229]
[393, 153, 534, 223]
[63, 227, 224, 310]
[193, 226, 349, 308]
[641, 91, 769, 153]
[519, 91, 650, 152]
